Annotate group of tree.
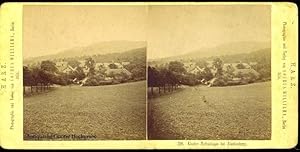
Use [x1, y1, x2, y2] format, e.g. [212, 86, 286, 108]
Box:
[25, 52, 148, 90]
[82, 56, 146, 86]
[148, 56, 268, 91]
[23, 61, 62, 94]
[203, 48, 271, 80]
[123, 57, 146, 81]
[23, 59, 88, 94]
[148, 61, 185, 97]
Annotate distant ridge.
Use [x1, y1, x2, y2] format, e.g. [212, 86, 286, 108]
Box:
[149, 41, 270, 62]
[24, 40, 146, 64]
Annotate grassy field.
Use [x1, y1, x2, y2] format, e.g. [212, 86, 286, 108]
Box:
[148, 81, 271, 140]
[24, 81, 146, 140]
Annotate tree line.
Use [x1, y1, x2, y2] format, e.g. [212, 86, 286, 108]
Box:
[148, 61, 187, 97]
[24, 56, 147, 94]
[23, 61, 60, 94]
[147, 59, 220, 97]
[147, 57, 268, 97]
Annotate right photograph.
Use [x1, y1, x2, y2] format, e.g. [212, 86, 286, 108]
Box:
[147, 5, 271, 140]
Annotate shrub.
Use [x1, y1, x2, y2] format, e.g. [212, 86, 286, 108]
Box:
[211, 76, 229, 86]
[81, 74, 105, 86]
[181, 74, 199, 86]
[98, 80, 113, 85]
[83, 77, 99, 86]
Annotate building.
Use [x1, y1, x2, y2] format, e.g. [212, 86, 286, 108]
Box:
[249, 62, 258, 66]
[56, 61, 68, 72]
[78, 60, 86, 68]
[82, 67, 90, 75]
[114, 63, 123, 69]
[223, 62, 253, 71]
[189, 66, 204, 75]
[233, 68, 260, 78]
[121, 62, 130, 66]
[183, 62, 205, 75]
[105, 68, 132, 80]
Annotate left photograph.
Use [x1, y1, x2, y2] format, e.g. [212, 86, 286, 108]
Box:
[22, 5, 147, 140]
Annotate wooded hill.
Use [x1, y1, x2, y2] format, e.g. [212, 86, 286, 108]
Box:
[24, 41, 146, 65]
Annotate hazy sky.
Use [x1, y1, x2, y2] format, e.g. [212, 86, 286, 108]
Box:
[23, 5, 270, 59]
[23, 5, 147, 58]
[147, 5, 271, 59]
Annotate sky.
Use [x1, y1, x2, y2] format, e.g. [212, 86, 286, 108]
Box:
[23, 5, 147, 58]
[147, 5, 271, 59]
[23, 5, 271, 59]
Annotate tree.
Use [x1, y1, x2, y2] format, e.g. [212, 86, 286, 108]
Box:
[203, 67, 213, 81]
[23, 66, 34, 94]
[74, 67, 86, 80]
[40, 60, 59, 90]
[225, 64, 235, 78]
[124, 59, 146, 80]
[147, 66, 155, 95]
[157, 67, 168, 93]
[213, 58, 223, 77]
[31, 67, 42, 92]
[168, 61, 186, 75]
[165, 71, 175, 92]
[96, 64, 107, 75]
[131, 67, 145, 80]
[40, 60, 58, 73]
[148, 66, 159, 96]
[168, 71, 179, 91]
[85, 57, 95, 76]
[38, 70, 51, 91]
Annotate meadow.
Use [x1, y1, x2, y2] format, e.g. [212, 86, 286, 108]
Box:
[148, 81, 271, 140]
[24, 81, 146, 140]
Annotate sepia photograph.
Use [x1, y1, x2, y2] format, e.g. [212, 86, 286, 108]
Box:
[147, 5, 271, 140]
[0, 2, 298, 149]
[22, 5, 147, 140]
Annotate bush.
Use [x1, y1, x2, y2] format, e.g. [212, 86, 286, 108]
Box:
[211, 76, 229, 86]
[83, 77, 99, 86]
[98, 80, 113, 85]
[181, 74, 199, 86]
[212, 78, 227, 86]
[81, 74, 105, 86]
[112, 80, 121, 84]
[240, 79, 249, 85]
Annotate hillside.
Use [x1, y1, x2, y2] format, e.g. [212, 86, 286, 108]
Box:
[204, 48, 271, 63]
[149, 48, 270, 66]
[67, 47, 146, 63]
[150, 41, 270, 62]
[24, 41, 146, 64]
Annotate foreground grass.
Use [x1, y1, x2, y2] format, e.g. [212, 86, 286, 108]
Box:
[148, 81, 271, 140]
[24, 81, 146, 140]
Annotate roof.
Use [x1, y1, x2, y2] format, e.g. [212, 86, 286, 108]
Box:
[188, 66, 204, 74]
[60, 65, 78, 73]
[78, 60, 86, 67]
[56, 61, 68, 67]
[68, 65, 77, 71]
[122, 62, 130, 65]
[184, 62, 197, 73]
[114, 63, 123, 68]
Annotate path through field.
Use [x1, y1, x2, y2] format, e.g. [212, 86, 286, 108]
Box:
[24, 81, 146, 140]
[148, 81, 271, 140]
